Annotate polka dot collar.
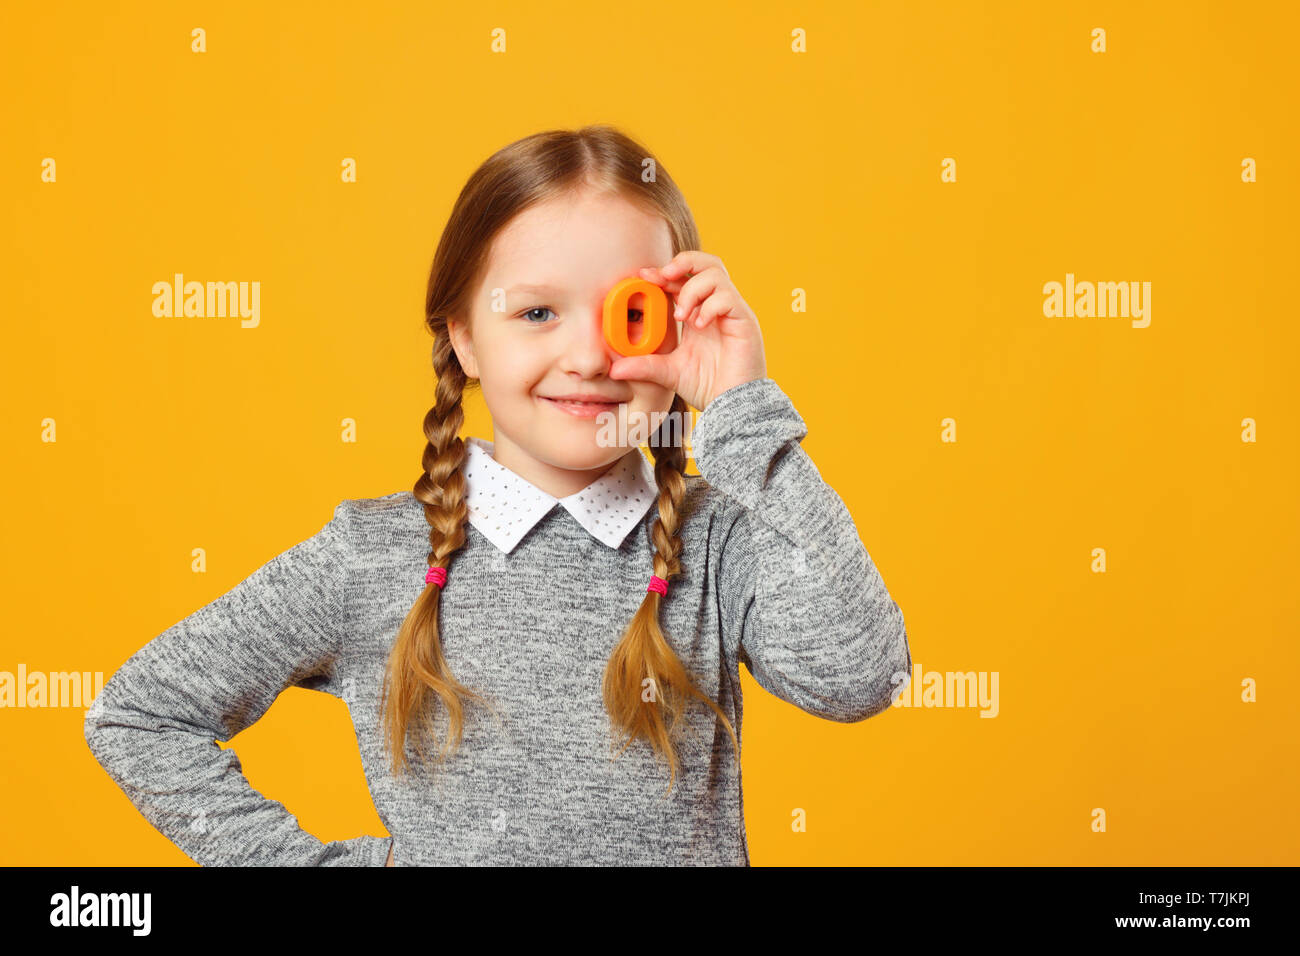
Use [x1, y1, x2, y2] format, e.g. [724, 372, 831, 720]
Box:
[462, 436, 660, 554]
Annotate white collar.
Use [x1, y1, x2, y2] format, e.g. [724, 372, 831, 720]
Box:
[462, 437, 659, 554]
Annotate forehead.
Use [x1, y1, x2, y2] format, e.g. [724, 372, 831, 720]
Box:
[482, 189, 673, 291]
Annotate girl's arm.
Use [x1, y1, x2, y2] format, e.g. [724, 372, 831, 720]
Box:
[691, 377, 912, 722]
[83, 500, 391, 866]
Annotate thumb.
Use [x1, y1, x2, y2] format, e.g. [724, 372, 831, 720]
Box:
[609, 352, 677, 390]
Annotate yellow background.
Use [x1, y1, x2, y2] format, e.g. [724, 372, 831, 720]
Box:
[2, 0, 1296, 865]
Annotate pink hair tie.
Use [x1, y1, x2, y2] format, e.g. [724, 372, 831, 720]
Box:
[646, 574, 668, 597]
[425, 566, 447, 587]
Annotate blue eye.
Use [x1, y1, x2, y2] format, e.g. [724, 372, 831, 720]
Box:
[517, 306, 640, 324]
[520, 306, 557, 323]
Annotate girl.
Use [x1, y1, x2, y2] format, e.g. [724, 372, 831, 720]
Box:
[84, 125, 911, 866]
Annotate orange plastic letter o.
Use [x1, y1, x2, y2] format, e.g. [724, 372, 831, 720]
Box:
[603, 277, 668, 357]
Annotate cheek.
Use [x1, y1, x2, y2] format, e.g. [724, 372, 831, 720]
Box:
[634, 384, 676, 415]
[479, 349, 542, 397]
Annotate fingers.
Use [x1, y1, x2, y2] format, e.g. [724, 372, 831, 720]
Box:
[608, 352, 677, 390]
[659, 251, 727, 280]
[636, 266, 692, 327]
[670, 267, 726, 327]
[639, 250, 727, 294]
[639, 252, 729, 330]
[693, 287, 737, 330]
[637, 265, 685, 297]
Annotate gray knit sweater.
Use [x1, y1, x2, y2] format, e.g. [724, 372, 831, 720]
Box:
[83, 377, 911, 866]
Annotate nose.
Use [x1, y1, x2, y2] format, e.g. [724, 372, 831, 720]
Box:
[558, 305, 619, 378]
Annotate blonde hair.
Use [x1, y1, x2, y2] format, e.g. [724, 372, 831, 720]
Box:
[380, 125, 739, 797]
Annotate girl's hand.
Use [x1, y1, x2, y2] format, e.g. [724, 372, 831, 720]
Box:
[608, 251, 767, 412]
[385, 843, 394, 866]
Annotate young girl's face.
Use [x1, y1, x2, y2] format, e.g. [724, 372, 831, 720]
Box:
[449, 186, 679, 496]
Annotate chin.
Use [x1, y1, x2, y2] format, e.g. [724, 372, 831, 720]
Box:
[541, 435, 627, 471]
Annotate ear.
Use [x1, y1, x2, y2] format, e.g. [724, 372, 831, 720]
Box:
[447, 316, 479, 379]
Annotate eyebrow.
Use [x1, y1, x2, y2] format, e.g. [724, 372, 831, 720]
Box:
[504, 283, 566, 296]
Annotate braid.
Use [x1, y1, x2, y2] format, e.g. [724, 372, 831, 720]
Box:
[648, 430, 687, 584]
[416, 345, 468, 558]
[602, 395, 740, 797]
[380, 332, 499, 777]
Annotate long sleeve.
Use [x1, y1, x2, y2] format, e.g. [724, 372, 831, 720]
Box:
[83, 499, 392, 866]
[690, 377, 912, 722]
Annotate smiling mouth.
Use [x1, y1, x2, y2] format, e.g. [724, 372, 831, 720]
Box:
[539, 396, 625, 417]
[538, 395, 618, 408]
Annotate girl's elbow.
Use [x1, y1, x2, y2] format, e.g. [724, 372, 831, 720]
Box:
[849, 604, 911, 722]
